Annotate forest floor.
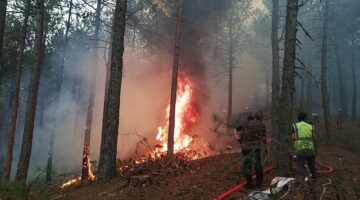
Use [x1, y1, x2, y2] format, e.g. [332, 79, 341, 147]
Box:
[29, 121, 360, 200]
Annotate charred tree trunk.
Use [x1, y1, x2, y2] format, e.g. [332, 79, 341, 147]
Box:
[227, 15, 234, 132]
[45, 0, 73, 183]
[98, 0, 127, 182]
[334, 39, 348, 118]
[167, 0, 183, 156]
[271, 0, 280, 134]
[82, 0, 101, 181]
[277, 0, 299, 174]
[15, 0, 45, 183]
[351, 33, 357, 120]
[2, 0, 31, 182]
[0, 0, 7, 69]
[321, 0, 331, 142]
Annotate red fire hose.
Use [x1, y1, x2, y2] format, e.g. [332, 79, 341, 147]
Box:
[213, 160, 333, 200]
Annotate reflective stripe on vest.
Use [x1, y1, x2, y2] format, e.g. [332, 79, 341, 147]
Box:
[293, 121, 315, 153]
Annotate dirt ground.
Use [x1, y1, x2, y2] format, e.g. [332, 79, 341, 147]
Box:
[42, 122, 360, 200]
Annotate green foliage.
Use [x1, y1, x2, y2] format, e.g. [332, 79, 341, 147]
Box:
[0, 182, 27, 200]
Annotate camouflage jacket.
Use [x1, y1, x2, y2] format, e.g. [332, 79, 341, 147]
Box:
[237, 120, 266, 150]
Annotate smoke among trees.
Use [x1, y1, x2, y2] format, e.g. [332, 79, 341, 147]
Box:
[0, 0, 359, 187]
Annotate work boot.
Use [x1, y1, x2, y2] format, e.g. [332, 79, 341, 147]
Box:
[246, 179, 253, 189]
[255, 172, 263, 188]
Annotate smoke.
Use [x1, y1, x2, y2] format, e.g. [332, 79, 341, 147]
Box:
[10, 0, 269, 180]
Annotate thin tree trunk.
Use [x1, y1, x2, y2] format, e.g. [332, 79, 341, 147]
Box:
[351, 33, 357, 120]
[266, 71, 271, 108]
[98, 0, 127, 183]
[2, 0, 31, 182]
[15, 0, 45, 183]
[300, 70, 305, 111]
[334, 40, 347, 118]
[277, 0, 299, 174]
[306, 41, 312, 114]
[271, 0, 280, 134]
[167, 0, 183, 156]
[321, 0, 331, 142]
[45, 0, 73, 183]
[0, 0, 7, 69]
[82, 0, 101, 181]
[227, 15, 234, 131]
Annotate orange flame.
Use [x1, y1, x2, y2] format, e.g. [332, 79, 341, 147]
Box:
[156, 71, 200, 155]
[60, 156, 95, 189]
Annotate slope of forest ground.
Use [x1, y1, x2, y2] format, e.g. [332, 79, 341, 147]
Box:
[5, 121, 359, 200]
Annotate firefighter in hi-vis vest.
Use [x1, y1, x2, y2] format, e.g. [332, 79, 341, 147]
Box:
[290, 112, 317, 181]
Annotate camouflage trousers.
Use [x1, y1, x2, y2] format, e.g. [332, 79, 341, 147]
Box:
[242, 149, 263, 187]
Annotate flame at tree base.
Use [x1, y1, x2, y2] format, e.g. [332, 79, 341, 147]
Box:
[59, 155, 95, 189]
[155, 70, 201, 156]
[118, 70, 209, 172]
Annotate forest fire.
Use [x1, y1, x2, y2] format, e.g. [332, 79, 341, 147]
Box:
[119, 71, 207, 172]
[61, 71, 205, 187]
[155, 70, 200, 156]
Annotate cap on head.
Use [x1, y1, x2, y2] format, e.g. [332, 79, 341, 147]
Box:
[298, 112, 307, 121]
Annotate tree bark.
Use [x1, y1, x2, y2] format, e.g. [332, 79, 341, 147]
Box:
[226, 14, 234, 132]
[351, 33, 357, 120]
[82, 0, 101, 181]
[45, 0, 73, 183]
[271, 0, 280, 134]
[167, 0, 183, 156]
[0, 0, 7, 69]
[277, 0, 299, 174]
[306, 42, 312, 114]
[321, 0, 331, 142]
[334, 39, 347, 118]
[98, 0, 127, 182]
[2, 0, 31, 182]
[300, 70, 305, 111]
[15, 0, 45, 183]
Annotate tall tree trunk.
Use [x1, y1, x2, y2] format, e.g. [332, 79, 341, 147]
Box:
[306, 41, 312, 114]
[98, 0, 127, 183]
[227, 15, 234, 131]
[300, 70, 305, 111]
[271, 0, 280, 134]
[82, 0, 101, 181]
[351, 33, 357, 120]
[0, 0, 7, 69]
[334, 40, 347, 118]
[45, 0, 73, 183]
[2, 0, 31, 182]
[15, 0, 45, 183]
[277, 0, 299, 174]
[267, 70, 270, 106]
[321, 0, 331, 142]
[167, 0, 183, 156]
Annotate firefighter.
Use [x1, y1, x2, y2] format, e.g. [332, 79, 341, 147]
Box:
[290, 112, 317, 181]
[236, 113, 266, 188]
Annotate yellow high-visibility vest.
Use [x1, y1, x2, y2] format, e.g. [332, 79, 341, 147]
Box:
[293, 121, 315, 153]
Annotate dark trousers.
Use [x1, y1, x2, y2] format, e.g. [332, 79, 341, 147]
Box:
[242, 149, 263, 186]
[296, 154, 317, 180]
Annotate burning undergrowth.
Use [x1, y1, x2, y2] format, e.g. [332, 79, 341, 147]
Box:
[115, 70, 215, 187]
[58, 70, 214, 189]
